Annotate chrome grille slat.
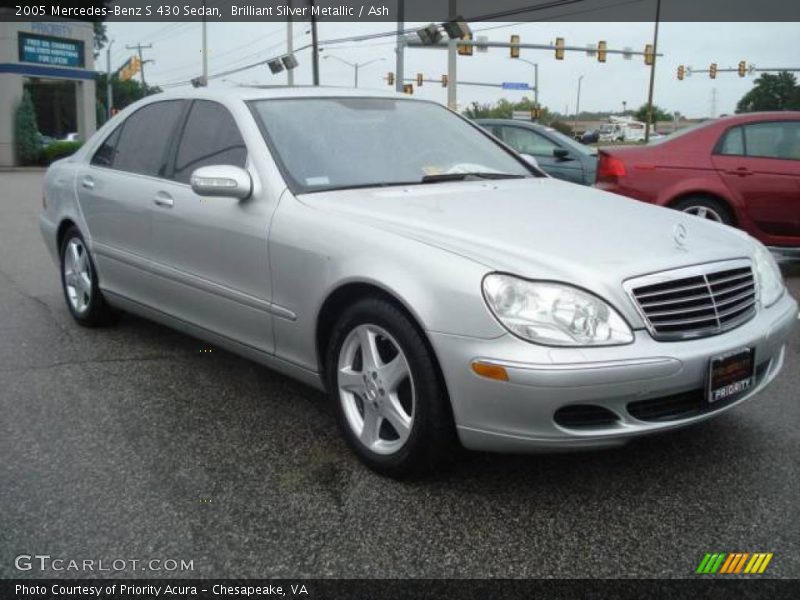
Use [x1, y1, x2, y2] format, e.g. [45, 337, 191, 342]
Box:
[639, 292, 715, 308]
[628, 263, 757, 340]
[634, 280, 709, 299]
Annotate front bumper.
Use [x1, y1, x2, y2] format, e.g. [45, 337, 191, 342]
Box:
[429, 292, 798, 453]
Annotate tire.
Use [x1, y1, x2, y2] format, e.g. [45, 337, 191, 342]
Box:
[325, 297, 458, 478]
[59, 226, 119, 326]
[672, 196, 734, 226]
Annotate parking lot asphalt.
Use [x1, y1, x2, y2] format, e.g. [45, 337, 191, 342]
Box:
[1, 170, 798, 579]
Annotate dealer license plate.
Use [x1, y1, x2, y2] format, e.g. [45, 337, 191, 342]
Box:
[707, 348, 755, 404]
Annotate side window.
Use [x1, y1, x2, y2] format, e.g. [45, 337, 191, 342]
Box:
[718, 126, 744, 156]
[744, 121, 800, 160]
[172, 100, 248, 184]
[90, 124, 123, 167]
[113, 100, 185, 177]
[501, 127, 558, 156]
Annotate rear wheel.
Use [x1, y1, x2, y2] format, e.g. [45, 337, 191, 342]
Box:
[672, 196, 734, 225]
[325, 297, 457, 477]
[59, 226, 118, 326]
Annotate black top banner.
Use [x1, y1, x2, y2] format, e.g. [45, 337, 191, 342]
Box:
[1, 0, 799, 22]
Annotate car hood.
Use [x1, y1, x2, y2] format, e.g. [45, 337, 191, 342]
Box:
[298, 178, 755, 320]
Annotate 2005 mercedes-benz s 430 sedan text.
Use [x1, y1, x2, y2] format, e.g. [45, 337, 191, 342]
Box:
[41, 88, 797, 476]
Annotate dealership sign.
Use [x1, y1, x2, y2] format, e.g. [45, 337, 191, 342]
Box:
[18, 33, 85, 68]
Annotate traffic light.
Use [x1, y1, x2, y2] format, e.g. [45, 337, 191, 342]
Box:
[386, 72, 394, 86]
[532, 105, 541, 120]
[738, 60, 747, 77]
[709, 63, 717, 79]
[597, 41, 607, 63]
[555, 37, 565, 60]
[416, 73, 423, 86]
[457, 32, 473, 56]
[441, 74, 448, 87]
[403, 83, 414, 95]
[677, 65, 685, 80]
[443, 17, 471, 40]
[416, 23, 442, 45]
[510, 34, 520, 59]
[644, 44, 654, 66]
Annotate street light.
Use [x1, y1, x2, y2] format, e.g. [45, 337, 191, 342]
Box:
[513, 57, 539, 109]
[323, 55, 386, 88]
[574, 75, 584, 132]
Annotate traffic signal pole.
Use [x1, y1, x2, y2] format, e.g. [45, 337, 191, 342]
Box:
[446, 0, 457, 110]
[644, 0, 661, 143]
[395, 0, 404, 93]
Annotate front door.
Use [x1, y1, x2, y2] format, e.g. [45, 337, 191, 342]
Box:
[148, 100, 276, 354]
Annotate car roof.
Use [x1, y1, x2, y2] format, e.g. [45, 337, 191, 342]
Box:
[152, 85, 412, 103]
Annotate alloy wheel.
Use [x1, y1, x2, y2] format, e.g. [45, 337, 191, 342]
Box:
[682, 205, 723, 223]
[337, 324, 415, 455]
[63, 237, 92, 314]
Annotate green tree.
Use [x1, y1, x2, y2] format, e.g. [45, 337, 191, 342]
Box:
[93, 22, 108, 58]
[735, 72, 800, 113]
[95, 74, 162, 124]
[14, 89, 40, 165]
[633, 103, 672, 123]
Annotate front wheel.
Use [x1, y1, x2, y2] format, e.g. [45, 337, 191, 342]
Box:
[59, 226, 118, 326]
[325, 297, 457, 477]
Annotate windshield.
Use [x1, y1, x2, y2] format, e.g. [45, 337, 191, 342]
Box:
[542, 127, 596, 156]
[249, 97, 534, 193]
[599, 124, 615, 133]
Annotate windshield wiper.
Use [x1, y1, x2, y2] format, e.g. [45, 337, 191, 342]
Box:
[420, 172, 525, 183]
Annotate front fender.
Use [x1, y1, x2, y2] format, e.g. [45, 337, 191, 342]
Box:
[268, 194, 504, 373]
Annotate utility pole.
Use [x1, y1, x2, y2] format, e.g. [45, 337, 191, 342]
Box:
[395, 0, 404, 93]
[574, 75, 583, 131]
[106, 39, 114, 120]
[309, 0, 320, 85]
[710, 87, 718, 118]
[446, 0, 458, 110]
[287, 1, 294, 86]
[644, 0, 661, 143]
[125, 42, 153, 86]
[516, 58, 539, 107]
[201, 0, 208, 86]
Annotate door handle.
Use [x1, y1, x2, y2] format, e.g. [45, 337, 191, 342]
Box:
[81, 176, 95, 190]
[153, 191, 174, 208]
[727, 167, 753, 177]
[153, 192, 175, 208]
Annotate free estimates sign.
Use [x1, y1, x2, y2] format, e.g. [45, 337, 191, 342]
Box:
[18, 32, 85, 68]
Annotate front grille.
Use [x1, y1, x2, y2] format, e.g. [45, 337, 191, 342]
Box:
[554, 404, 620, 429]
[627, 361, 769, 422]
[629, 264, 756, 340]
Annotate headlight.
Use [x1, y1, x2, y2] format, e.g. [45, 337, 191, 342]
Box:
[482, 274, 634, 346]
[753, 243, 784, 307]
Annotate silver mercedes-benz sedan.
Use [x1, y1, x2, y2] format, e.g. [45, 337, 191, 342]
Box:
[40, 87, 797, 476]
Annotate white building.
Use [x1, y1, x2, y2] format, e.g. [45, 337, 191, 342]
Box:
[0, 16, 96, 166]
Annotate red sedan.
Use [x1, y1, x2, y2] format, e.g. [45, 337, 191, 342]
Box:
[595, 112, 800, 255]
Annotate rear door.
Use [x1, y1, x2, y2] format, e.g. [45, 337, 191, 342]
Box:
[496, 125, 584, 183]
[712, 120, 800, 244]
[148, 99, 276, 353]
[76, 100, 187, 305]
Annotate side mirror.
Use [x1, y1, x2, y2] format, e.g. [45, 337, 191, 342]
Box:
[520, 153, 540, 169]
[190, 165, 252, 200]
[553, 147, 571, 160]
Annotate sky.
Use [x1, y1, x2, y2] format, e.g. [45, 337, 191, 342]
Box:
[103, 20, 800, 118]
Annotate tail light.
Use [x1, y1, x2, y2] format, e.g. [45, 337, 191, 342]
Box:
[596, 154, 626, 182]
